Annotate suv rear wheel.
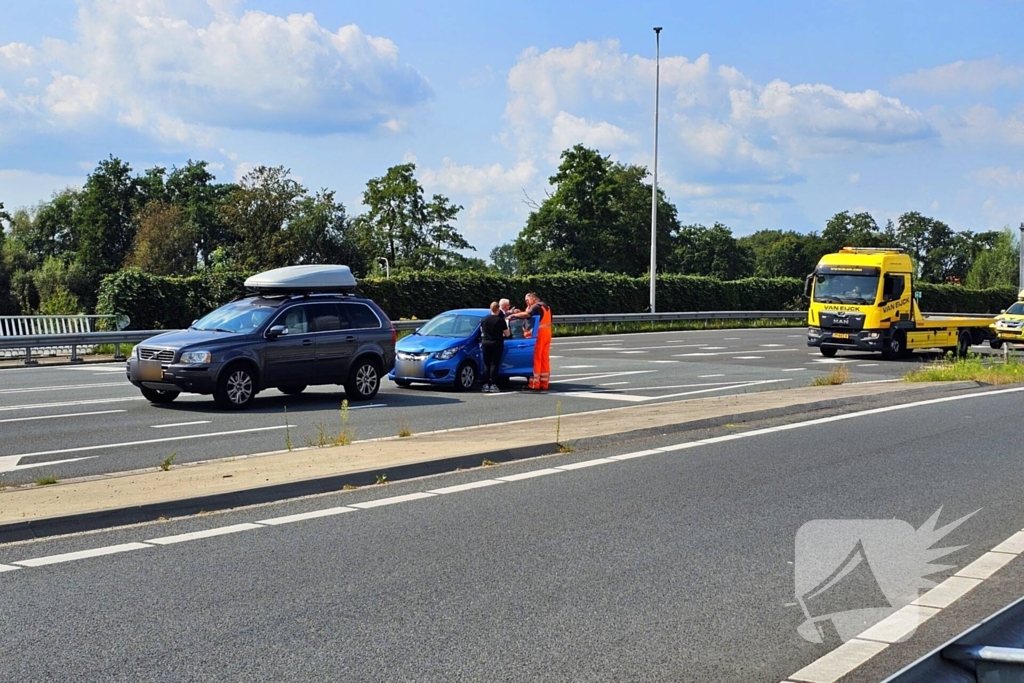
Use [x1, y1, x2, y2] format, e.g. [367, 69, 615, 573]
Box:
[215, 364, 257, 409]
[345, 358, 381, 401]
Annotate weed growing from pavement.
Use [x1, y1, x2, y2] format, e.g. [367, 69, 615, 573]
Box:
[481, 459, 498, 466]
[397, 419, 412, 438]
[283, 407, 293, 451]
[812, 365, 850, 386]
[554, 401, 574, 453]
[305, 422, 332, 448]
[905, 352, 1024, 384]
[159, 452, 176, 471]
[35, 476, 58, 486]
[375, 473, 388, 485]
[342, 484, 360, 490]
[334, 400, 352, 446]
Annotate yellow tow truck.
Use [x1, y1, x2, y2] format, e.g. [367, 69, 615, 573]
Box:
[806, 247, 997, 359]
[990, 290, 1024, 349]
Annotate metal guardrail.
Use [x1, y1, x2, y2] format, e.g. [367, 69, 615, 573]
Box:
[0, 330, 161, 365]
[391, 310, 805, 331]
[0, 314, 129, 336]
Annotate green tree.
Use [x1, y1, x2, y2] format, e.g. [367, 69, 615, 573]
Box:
[738, 230, 823, 278]
[512, 145, 678, 275]
[33, 257, 82, 314]
[667, 223, 754, 280]
[489, 242, 519, 275]
[966, 227, 1019, 288]
[894, 211, 955, 282]
[820, 211, 892, 253]
[0, 203, 17, 314]
[125, 202, 198, 276]
[73, 156, 141, 308]
[220, 166, 306, 271]
[166, 160, 235, 267]
[286, 190, 369, 272]
[354, 163, 473, 272]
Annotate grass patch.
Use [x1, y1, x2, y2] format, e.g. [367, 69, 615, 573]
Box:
[811, 365, 850, 386]
[159, 452, 176, 471]
[375, 473, 388, 485]
[342, 484, 360, 490]
[905, 354, 1024, 384]
[481, 459, 498, 467]
[283, 407, 293, 451]
[92, 343, 135, 356]
[35, 476, 58, 486]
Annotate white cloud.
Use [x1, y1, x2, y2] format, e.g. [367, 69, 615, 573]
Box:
[0, 43, 40, 68]
[931, 104, 1024, 148]
[0, 0, 432, 144]
[893, 58, 1024, 94]
[501, 39, 934, 188]
[848, 172, 860, 185]
[420, 158, 537, 195]
[970, 166, 1024, 188]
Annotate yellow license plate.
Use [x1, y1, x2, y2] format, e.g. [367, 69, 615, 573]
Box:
[832, 333, 849, 339]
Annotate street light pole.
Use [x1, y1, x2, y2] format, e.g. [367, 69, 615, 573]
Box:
[1019, 223, 1024, 290]
[650, 27, 662, 313]
[378, 257, 390, 279]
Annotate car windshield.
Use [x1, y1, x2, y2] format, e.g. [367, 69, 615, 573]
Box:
[192, 300, 276, 333]
[1007, 302, 1024, 315]
[813, 274, 879, 305]
[417, 313, 485, 338]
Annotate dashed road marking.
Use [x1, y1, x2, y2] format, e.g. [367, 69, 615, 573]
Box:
[152, 420, 212, 429]
[0, 409, 126, 425]
[13, 542, 152, 567]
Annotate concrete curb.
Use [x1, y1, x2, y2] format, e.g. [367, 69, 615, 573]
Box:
[0, 381, 980, 544]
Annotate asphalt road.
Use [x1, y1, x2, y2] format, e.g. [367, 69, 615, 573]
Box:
[2, 386, 1024, 681]
[0, 327, 973, 484]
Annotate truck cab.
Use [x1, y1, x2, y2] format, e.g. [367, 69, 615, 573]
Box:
[806, 247, 994, 359]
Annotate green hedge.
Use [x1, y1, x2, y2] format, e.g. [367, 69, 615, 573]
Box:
[96, 268, 1015, 330]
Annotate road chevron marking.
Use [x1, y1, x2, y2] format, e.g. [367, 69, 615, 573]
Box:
[9, 378, 1024, 683]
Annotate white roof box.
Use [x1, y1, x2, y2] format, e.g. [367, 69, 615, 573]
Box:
[244, 265, 357, 294]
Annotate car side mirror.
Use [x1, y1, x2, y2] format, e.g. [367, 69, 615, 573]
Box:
[803, 274, 813, 298]
[1002, 309, 1007, 314]
[191, 319, 199, 327]
[267, 325, 288, 340]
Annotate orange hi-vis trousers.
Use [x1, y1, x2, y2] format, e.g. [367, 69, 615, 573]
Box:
[529, 304, 552, 390]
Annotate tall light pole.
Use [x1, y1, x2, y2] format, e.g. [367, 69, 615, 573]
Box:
[377, 256, 390, 279]
[1019, 222, 1024, 290]
[650, 27, 662, 313]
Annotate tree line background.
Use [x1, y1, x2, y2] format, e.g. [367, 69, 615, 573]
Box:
[0, 144, 1020, 317]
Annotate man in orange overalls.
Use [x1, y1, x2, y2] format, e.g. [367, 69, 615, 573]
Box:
[512, 292, 551, 390]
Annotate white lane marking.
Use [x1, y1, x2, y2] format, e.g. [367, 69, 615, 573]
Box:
[787, 334, 804, 338]
[698, 374, 724, 378]
[569, 343, 734, 352]
[257, 507, 356, 526]
[496, 468, 562, 482]
[152, 420, 212, 429]
[555, 380, 787, 403]
[428, 479, 503, 494]
[552, 337, 626, 345]
[760, 344, 787, 347]
[810, 358, 854, 364]
[609, 449, 662, 460]
[617, 350, 648, 354]
[954, 551, 1017, 580]
[732, 356, 765, 360]
[563, 391, 649, 403]
[0, 409, 125, 425]
[911, 576, 983, 609]
[699, 346, 727, 350]
[674, 348, 797, 357]
[781, 368, 805, 372]
[0, 426, 289, 465]
[561, 365, 596, 369]
[857, 363, 879, 367]
[0, 382, 129, 395]
[648, 360, 679, 363]
[789, 639, 888, 683]
[550, 370, 656, 384]
[856, 604, 940, 644]
[673, 352, 719, 356]
[724, 337, 741, 340]
[0, 397, 147, 413]
[0, 454, 96, 474]
[349, 492, 437, 509]
[599, 381, 629, 386]
[555, 458, 616, 470]
[992, 531, 1024, 554]
[146, 523, 264, 545]
[14, 542, 152, 567]
[0, 564, 20, 572]
[549, 355, 562, 359]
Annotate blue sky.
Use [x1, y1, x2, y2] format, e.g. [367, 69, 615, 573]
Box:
[3, 0, 1024, 260]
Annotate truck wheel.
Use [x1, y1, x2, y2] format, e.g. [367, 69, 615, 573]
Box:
[141, 387, 179, 404]
[819, 347, 837, 358]
[955, 330, 973, 358]
[991, 339, 1004, 350]
[882, 332, 906, 361]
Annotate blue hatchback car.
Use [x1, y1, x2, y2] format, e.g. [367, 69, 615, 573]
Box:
[389, 308, 535, 390]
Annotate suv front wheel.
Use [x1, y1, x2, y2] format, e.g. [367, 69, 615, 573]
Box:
[345, 358, 381, 401]
[215, 364, 257, 409]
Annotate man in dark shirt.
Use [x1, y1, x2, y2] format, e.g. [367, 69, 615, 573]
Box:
[480, 301, 510, 393]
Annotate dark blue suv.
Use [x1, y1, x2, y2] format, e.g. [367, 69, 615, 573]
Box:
[127, 293, 396, 409]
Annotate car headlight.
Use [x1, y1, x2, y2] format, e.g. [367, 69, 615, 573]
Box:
[434, 346, 461, 360]
[179, 350, 212, 364]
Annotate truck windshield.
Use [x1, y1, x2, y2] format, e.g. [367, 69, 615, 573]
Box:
[193, 300, 275, 333]
[813, 274, 879, 305]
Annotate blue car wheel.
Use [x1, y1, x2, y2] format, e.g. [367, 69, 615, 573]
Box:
[455, 361, 477, 391]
